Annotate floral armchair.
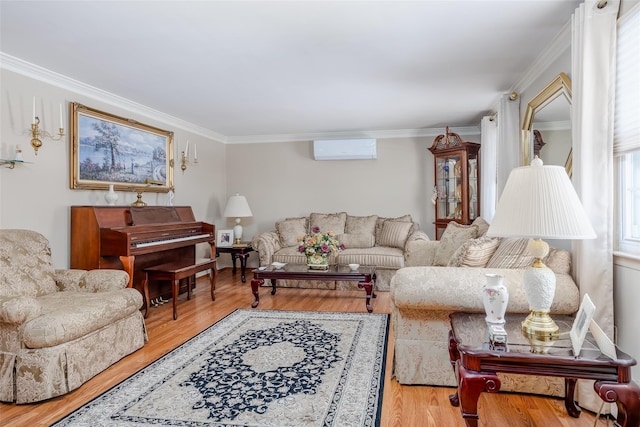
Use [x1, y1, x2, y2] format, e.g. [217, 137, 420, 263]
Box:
[0, 229, 146, 403]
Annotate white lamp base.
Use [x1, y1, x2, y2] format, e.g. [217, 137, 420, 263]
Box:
[521, 238, 559, 349]
[233, 219, 243, 244]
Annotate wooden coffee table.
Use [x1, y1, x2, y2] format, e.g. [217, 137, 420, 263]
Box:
[251, 264, 376, 312]
[448, 312, 639, 427]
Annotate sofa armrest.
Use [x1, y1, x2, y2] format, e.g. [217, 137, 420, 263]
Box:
[391, 267, 580, 315]
[404, 237, 439, 267]
[0, 295, 42, 325]
[55, 269, 129, 292]
[251, 231, 282, 266]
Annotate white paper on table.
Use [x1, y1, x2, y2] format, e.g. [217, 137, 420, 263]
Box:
[589, 319, 617, 360]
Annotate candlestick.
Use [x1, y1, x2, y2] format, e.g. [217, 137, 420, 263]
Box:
[184, 140, 189, 158]
[194, 143, 198, 161]
[59, 104, 64, 129]
[32, 96, 36, 124]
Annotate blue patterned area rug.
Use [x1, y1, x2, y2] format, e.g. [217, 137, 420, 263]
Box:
[53, 309, 389, 427]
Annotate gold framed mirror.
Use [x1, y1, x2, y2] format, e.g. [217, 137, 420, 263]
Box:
[521, 72, 572, 176]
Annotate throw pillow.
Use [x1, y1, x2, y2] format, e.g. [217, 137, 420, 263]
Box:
[345, 214, 378, 235]
[472, 217, 490, 237]
[309, 212, 347, 234]
[447, 236, 501, 268]
[377, 220, 414, 249]
[485, 238, 536, 269]
[375, 215, 412, 245]
[434, 222, 479, 266]
[276, 217, 308, 247]
[337, 233, 375, 249]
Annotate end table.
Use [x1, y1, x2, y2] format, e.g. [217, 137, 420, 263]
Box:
[448, 312, 639, 427]
[216, 243, 254, 282]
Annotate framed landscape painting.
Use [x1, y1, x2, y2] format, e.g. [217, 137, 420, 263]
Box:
[70, 102, 174, 192]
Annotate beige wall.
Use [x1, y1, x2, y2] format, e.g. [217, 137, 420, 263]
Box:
[224, 136, 454, 242]
[0, 68, 227, 266]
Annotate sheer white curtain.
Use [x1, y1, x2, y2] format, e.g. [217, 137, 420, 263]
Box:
[571, 0, 620, 412]
[496, 94, 520, 201]
[480, 115, 498, 222]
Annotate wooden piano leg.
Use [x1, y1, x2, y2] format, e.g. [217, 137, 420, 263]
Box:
[210, 263, 216, 301]
[142, 272, 151, 319]
[119, 255, 135, 288]
[172, 278, 179, 320]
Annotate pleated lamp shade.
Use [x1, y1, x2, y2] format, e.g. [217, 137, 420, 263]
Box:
[486, 157, 596, 240]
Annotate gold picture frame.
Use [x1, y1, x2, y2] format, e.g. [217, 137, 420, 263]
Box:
[70, 102, 174, 192]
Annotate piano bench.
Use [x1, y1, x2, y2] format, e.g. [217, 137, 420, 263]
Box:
[142, 258, 216, 320]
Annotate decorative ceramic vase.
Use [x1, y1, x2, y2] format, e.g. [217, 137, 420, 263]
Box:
[105, 184, 118, 206]
[307, 254, 329, 270]
[483, 274, 508, 324]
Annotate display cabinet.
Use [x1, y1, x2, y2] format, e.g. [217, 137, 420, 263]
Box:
[428, 127, 481, 239]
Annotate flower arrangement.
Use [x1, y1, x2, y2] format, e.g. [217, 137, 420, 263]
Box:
[297, 226, 345, 258]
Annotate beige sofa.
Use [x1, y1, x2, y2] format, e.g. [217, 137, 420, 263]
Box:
[0, 229, 147, 403]
[251, 212, 429, 291]
[390, 218, 580, 397]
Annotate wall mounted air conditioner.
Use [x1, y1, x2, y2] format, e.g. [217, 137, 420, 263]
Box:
[313, 138, 377, 160]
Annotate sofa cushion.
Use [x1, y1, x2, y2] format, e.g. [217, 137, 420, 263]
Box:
[21, 289, 142, 349]
[377, 221, 414, 249]
[434, 222, 479, 266]
[339, 247, 405, 269]
[0, 230, 58, 298]
[544, 247, 572, 275]
[375, 215, 413, 245]
[447, 236, 501, 268]
[485, 238, 535, 269]
[346, 214, 378, 235]
[337, 233, 375, 249]
[472, 217, 490, 237]
[309, 212, 347, 234]
[276, 217, 308, 247]
[272, 246, 307, 264]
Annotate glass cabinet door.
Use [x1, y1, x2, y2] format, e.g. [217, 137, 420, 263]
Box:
[436, 154, 462, 221]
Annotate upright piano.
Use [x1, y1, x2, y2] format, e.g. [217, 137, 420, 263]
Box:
[70, 206, 215, 299]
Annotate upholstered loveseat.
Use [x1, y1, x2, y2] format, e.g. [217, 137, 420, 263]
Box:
[0, 229, 147, 403]
[390, 218, 580, 397]
[251, 212, 429, 291]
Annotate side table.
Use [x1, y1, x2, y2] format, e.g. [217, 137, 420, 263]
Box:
[216, 243, 254, 282]
[448, 312, 639, 427]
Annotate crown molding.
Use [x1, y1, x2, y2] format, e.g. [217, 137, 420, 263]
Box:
[226, 126, 480, 144]
[1, 52, 480, 145]
[0, 52, 228, 143]
[510, 21, 572, 95]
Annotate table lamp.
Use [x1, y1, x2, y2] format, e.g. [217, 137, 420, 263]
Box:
[223, 193, 253, 244]
[486, 156, 595, 341]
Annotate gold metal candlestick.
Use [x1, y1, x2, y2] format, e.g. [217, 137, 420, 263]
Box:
[30, 117, 65, 155]
[131, 190, 147, 207]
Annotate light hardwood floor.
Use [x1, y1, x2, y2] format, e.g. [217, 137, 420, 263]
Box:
[1, 268, 607, 426]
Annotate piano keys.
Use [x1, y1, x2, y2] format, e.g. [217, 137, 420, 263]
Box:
[70, 206, 215, 300]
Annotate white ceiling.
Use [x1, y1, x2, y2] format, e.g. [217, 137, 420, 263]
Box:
[0, 1, 580, 143]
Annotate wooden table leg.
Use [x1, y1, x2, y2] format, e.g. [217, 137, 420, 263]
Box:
[448, 330, 461, 407]
[457, 363, 501, 427]
[594, 380, 640, 427]
[565, 378, 582, 417]
[251, 278, 263, 308]
[358, 280, 374, 313]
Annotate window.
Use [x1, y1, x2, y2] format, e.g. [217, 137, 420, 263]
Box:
[615, 4, 640, 255]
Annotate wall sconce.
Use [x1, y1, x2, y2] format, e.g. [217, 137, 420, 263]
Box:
[179, 140, 198, 173]
[29, 97, 65, 155]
